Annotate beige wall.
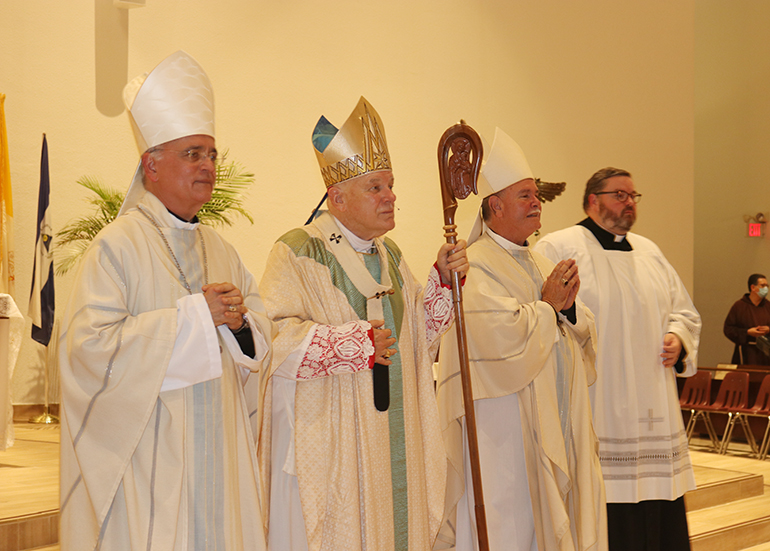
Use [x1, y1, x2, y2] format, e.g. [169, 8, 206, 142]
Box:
[0, 0, 695, 404]
[695, 1, 770, 366]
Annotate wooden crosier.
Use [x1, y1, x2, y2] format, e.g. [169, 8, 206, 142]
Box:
[437, 121, 489, 551]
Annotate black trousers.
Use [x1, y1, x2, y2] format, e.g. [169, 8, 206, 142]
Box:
[607, 496, 691, 551]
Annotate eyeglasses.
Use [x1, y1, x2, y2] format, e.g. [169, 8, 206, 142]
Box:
[594, 190, 642, 204]
[152, 147, 220, 165]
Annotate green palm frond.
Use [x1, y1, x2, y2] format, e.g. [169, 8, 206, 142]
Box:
[54, 240, 92, 276]
[198, 153, 255, 227]
[54, 152, 255, 275]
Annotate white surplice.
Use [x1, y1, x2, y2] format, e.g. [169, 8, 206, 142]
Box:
[534, 225, 700, 503]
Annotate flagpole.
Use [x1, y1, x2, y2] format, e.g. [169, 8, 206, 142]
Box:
[29, 133, 58, 424]
[30, 353, 58, 424]
[0, 94, 16, 297]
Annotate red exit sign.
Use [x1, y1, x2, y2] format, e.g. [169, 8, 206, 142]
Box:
[749, 222, 764, 237]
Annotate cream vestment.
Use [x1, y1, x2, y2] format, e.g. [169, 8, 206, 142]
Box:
[259, 212, 454, 551]
[436, 230, 607, 551]
[60, 192, 274, 550]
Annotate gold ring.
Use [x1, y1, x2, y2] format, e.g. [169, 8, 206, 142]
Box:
[383, 350, 392, 359]
[561, 278, 568, 286]
[229, 305, 238, 312]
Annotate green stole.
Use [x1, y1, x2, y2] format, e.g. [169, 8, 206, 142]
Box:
[363, 251, 408, 551]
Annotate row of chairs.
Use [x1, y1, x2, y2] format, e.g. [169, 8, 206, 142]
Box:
[680, 370, 770, 458]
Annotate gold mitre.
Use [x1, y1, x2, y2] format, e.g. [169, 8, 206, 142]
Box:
[312, 96, 392, 188]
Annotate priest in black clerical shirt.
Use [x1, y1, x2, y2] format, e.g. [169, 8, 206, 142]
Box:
[535, 167, 701, 551]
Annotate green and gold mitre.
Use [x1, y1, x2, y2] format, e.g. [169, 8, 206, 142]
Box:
[312, 96, 392, 188]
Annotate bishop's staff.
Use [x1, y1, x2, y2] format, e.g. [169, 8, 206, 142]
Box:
[437, 121, 488, 551]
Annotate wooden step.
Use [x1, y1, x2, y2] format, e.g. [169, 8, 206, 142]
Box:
[687, 464, 765, 511]
[0, 424, 60, 551]
[689, 490, 770, 551]
[3, 429, 769, 551]
[0, 512, 59, 551]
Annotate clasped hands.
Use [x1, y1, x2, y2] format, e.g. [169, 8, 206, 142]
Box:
[370, 319, 397, 365]
[541, 259, 580, 312]
[203, 282, 247, 331]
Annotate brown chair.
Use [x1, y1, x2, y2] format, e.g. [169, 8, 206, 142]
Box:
[682, 370, 718, 447]
[679, 370, 711, 429]
[721, 374, 770, 458]
[694, 371, 750, 453]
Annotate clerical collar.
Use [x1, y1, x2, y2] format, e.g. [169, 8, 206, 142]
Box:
[485, 226, 529, 253]
[333, 216, 375, 253]
[168, 209, 199, 225]
[578, 217, 633, 251]
[142, 191, 198, 228]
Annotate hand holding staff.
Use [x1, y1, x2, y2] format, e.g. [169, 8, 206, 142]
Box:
[437, 121, 489, 551]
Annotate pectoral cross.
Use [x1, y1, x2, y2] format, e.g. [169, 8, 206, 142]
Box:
[640, 409, 664, 431]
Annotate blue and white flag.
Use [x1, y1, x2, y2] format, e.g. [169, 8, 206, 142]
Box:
[29, 134, 54, 346]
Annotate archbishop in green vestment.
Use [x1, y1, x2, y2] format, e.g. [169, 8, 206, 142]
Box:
[258, 97, 468, 551]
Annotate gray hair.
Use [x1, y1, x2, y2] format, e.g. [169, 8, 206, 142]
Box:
[140, 148, 162, 186]
[481, 187, 510, 222]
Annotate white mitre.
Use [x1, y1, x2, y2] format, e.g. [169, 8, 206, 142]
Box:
[468, 127, 534, 245]
[118, 50, 216, 216]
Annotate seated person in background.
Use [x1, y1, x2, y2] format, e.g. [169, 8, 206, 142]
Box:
[724, 273, 770, 365]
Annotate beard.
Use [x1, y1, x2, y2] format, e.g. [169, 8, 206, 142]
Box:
[598, 202, 636, 233]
